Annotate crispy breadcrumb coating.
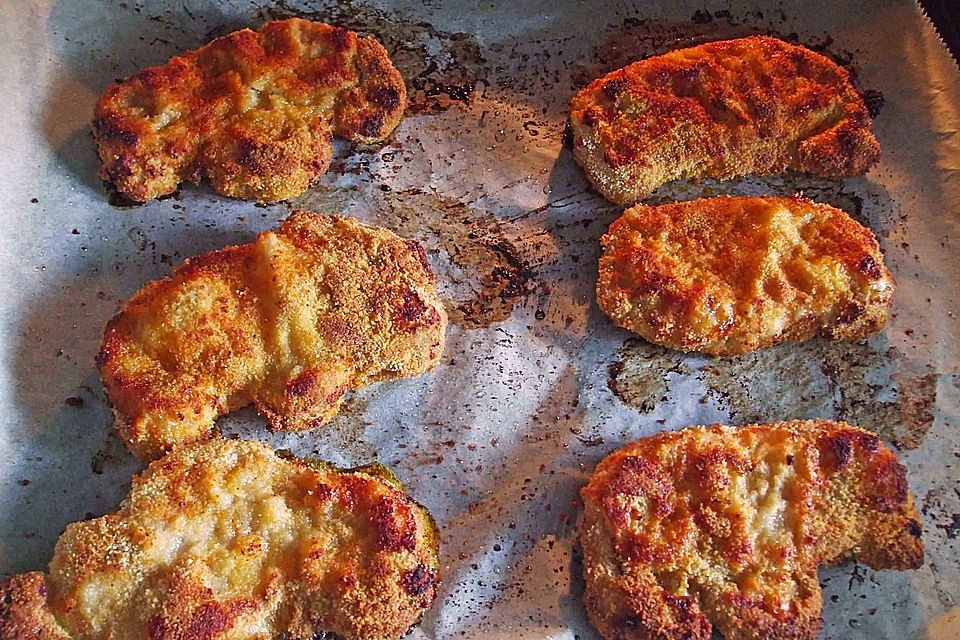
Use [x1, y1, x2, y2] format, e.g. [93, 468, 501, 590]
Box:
[580, 420, 923, 640]
[570, 36, 879, 205]
[98, 211, 447, 461]
[94, 19, 407, 202]
[0, 439, 440, 640]
[597, 195, 893, 355]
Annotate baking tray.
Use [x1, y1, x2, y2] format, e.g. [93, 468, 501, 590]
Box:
[0, 0, 958, 638]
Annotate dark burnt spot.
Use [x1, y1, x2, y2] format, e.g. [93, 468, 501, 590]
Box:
[856, 254, 882, 279]
[105, 156, 137, 185]
[857, 432, 880, 452]
[838, 302, 865, 324]
[861, 89, 885, 119]
[406, 239, 434, 276]
[819, 433, 853, 472]
[582, 106, 602, 127]
[95, 347, 110, 367]
[148, 613, 165, 640]
[602, 77, 628, 101]
[311, 483, 334, 502]
[672, 597, 689, 612]
[371, 495, 417, 552]
[236, 139, 260, 171]
[867, 458, 910, 513]
[614, 614, 648, 632]
[400, 564, 437, 597]
[835, 124, 863, 159]
[395, 288, 440, 332]
[65, 396, 85, 408]
[578, 435, 605, 447]
[94, 115, 140, 147]
[452, 235, 534, 328]
[329, 26, 352, 52]
[786, 47, 814, 73]
[669, 65, 703, 97]
[285, 370, 317, 397]
[602, 148, 618, 167]
[831, 435, 853, 468]
[359, 113, 385, 138]
[368, 85, 401, 110]
[906, 520, 922, 538]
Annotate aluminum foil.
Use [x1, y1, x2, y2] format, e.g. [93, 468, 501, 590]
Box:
[1, 0, 958, 638]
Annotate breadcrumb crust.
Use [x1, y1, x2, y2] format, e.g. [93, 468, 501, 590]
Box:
[580, 420, 923, 640]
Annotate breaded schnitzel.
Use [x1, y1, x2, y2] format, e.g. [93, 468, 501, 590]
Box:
[98, 210, 447, 461]
[597, 195, 893, 355]
[0, 439, 440, 640]
[570, 36, 879, 205]
[580, 420, 923, 640]
[94, 18, 407, 203]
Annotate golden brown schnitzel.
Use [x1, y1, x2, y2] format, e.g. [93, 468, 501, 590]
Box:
[0, 439, 440, 640]
[98, 211, 447, 461]
[580, 420, 923, 640]
[597, 195, 893, 355]
[570, 36, 879, 205]
[94, 18, 407, 202]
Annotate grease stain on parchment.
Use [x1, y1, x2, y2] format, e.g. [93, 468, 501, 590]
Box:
[292, 184, 547, 329]
[607, 338, 690, 413]
[606, 336, 937, 450]
[574, 10, 866, 90]
[258, 0, 487, 113]
[702, 339, 937, 449]
[378, 189, 541, 329]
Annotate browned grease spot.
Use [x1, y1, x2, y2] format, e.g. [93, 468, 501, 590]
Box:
[570, 17, 754, 90]
[702, 339, 937, 450]
[260, 0, 487, 113]
[290, 185, 544, 328]
[572, 13, 863, 92]
[608, 338, 691, 412]
[377, 189, 540, 329]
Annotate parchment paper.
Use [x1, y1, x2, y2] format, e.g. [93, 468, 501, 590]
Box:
[0, 0, 957, 638]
